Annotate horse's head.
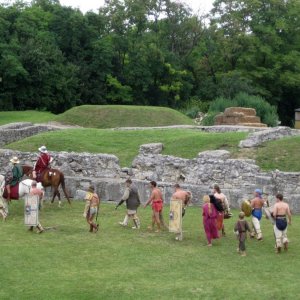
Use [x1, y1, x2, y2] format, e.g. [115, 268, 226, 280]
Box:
[22, 165, 33, 178]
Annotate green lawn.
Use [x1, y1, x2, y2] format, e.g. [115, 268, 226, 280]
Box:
[255, 136, 300, 171]
[54, 105, 194, 128]
[5, 129, 247, 167]
[0, 110, 55, 125]
[1, 202, 299, 299]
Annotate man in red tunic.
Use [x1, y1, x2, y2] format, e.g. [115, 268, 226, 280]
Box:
[33, 146, 53, 180]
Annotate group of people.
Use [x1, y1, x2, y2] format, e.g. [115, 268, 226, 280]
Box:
[3, 145, 52, 201]
[202, 186, 292, 255]
[83, 180, 292, 256]
[2, 148, 293, 253]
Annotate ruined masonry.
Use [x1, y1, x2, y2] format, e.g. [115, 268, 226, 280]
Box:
[0, 123, 300, 212]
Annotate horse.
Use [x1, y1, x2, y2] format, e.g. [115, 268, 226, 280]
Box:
[0, 175, 44, 220]
[22, 165, 71, 206]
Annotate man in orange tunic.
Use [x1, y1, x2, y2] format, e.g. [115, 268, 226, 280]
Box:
[144, 181, 164, 232]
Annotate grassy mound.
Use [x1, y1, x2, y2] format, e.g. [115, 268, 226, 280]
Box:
[1, 202, 299, 299]
[5, 129, 247, 167]
[54, 105, 194, 128]
[0, 110, 55, 126]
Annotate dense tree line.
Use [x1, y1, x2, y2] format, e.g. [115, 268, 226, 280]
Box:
[0, 0, 299, 125]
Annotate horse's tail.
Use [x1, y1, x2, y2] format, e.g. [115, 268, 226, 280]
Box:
[60, 173, 71, 205]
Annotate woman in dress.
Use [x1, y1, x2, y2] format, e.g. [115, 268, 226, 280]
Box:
[202, 195, 219, 246]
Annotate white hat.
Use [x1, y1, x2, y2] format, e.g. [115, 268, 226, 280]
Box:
[10, 156, 20, 164]
[38, 146, 48, 153]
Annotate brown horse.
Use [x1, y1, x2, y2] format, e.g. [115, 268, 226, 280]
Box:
[22, 165, 71, 206]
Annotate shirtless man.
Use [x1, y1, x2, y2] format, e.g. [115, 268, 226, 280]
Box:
[250, 189, 265, 240]
[273, 193, 292, 253]
[144, 181, 163, 232]
[171, 184, 191, 240]
[83, 186, 100, 233]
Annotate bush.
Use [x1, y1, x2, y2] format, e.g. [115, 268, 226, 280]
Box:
[202, 93, 279, 127]
[181, 97, 210, 118]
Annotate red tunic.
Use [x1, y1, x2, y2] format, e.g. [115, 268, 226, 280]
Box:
[34, 153, 51, 173]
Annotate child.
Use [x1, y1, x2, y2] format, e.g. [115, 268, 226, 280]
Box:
[83, 186, 100, 233]
[234, 211, 251, 256]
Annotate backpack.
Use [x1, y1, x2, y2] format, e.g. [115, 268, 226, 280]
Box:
[209, 194, 224, 212]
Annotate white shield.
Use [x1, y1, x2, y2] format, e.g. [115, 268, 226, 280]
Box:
[24, 195, 39, 226]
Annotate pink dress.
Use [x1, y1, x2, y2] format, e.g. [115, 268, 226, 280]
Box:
[202, 203, 219, 244]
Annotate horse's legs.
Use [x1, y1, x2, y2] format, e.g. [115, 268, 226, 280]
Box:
[57, 190, 61, 207]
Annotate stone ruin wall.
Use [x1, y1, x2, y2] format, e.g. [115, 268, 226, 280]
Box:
[0, 124, 300, 212]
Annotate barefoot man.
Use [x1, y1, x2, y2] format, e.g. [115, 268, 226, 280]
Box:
[250, 189, 265, 240]
[144, 181, 163, 232]
[273, 193, 292, 253]
[171, 184, 191, 240]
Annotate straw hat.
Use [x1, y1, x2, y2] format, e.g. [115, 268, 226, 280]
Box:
[10, 156, 20, 164]
[38, 146, 48, 153]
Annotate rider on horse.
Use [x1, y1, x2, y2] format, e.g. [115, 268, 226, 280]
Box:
[5, 156, 23, 201]
[33, 146, 53, 182]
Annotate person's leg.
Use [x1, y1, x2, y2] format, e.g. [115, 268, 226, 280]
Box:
[159, 211, 166, 229]
[132, 213, 140, 229]
[274, 225, 282, 253]
[5, 185, 11, 201]
[282, 228, 289, 251]
[252, 217, 262, 240]
[154, 211, 161, 232]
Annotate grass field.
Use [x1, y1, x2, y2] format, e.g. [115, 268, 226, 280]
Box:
[1, 201, 299, 299]
[55, 105, 194, 128]
[0, 110, 55, 125]
[5, 129, 247, 167]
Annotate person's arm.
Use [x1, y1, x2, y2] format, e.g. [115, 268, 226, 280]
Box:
[115, 187, 129, 209]
[273, 204, 278, 218]
[287, 205, 292, 225]
[144, 191, 154, 208]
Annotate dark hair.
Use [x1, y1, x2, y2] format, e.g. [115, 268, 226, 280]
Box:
[174, 183, 180, 189]
[150, 181, 157, 187]
[88, 186, 95, 192]
[125, 179, 132, 184]
[213, 184, 221, 194]
[276, 193, 283, 201]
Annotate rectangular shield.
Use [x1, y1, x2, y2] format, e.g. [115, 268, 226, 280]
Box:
[169, 199, 182, 234]
[24, 194, 39, 226]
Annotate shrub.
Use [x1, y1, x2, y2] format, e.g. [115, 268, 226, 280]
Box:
[181, 97, 210, 118]
[202, 93, 279, 127]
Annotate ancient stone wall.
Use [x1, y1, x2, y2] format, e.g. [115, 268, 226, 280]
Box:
[0, 122, 58, 146]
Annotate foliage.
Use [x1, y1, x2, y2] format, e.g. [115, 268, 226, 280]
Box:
[202, 93, 279, 127]
[181, 97, 210, 119]
[0, 0, 299, 125]
[1, 202, 300, 299]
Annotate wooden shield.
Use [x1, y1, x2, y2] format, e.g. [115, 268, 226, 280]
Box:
[24, 194, 39, 226]
[241, 200, 252, 217]
[169, 199, 182, 234]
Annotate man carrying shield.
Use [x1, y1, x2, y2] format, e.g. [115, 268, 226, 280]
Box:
[273, 193, 292, 253]
[83, 186, 100, 233]
[171, 184, 191, 240]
